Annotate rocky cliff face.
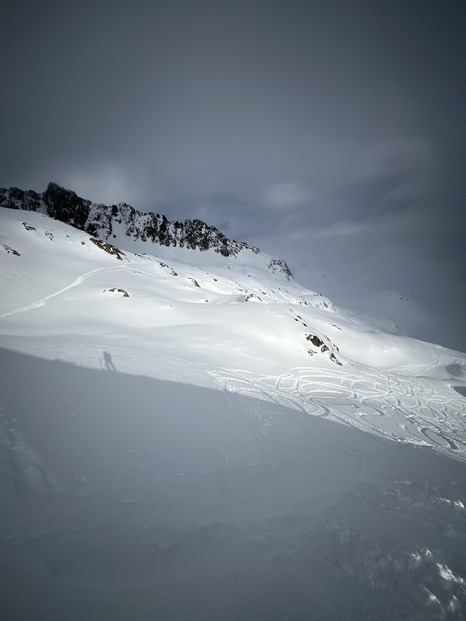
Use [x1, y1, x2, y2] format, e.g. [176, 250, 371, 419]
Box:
[0, 183, 291, 275]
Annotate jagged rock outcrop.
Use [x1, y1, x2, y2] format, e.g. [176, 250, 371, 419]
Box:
[0, 183, 290, 276]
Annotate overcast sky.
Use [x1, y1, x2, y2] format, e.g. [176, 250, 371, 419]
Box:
[1, 0, 465, 345]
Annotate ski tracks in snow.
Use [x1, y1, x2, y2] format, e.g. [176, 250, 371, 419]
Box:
[0, 265, 130, 319]
[210, 364, 466, 461]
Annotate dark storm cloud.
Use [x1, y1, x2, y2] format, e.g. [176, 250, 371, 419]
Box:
[0, 1, 433, 200]
[1, 0, 465, 344]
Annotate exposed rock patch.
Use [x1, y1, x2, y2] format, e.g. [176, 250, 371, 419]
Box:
[103, 288, 129, 297]
[2, 245, 20, 256]
[306, 333, 342, 365]
[90, 238, 126, 260]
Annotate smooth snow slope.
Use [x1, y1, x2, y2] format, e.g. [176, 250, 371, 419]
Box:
[1, 206, 466, 620]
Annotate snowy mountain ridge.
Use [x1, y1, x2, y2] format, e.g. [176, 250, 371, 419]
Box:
[0, 182, 292, 277]
[1, 203, 466, 620]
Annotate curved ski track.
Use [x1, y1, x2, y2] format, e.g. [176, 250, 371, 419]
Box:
[210, 365, 466, 462]
[0, 266, 128, 319]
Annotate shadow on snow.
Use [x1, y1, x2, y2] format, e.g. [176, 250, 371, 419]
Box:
[1, 347, 465, 620]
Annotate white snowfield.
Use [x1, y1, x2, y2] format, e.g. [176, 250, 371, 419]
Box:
[1, 206, 466, 620]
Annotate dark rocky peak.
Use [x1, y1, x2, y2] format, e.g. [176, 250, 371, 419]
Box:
[0, 182, 88, 217]
[0, 182, 292, 274]
[42, 182, 92, 230]
[0, 185, 44, 212]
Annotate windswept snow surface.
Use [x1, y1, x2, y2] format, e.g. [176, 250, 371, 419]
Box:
[1, 206, 466, 620]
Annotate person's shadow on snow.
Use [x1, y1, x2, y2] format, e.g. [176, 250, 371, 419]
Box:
[103, 351, 117, 372]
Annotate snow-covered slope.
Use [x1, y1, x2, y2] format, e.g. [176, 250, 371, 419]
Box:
[1, 206, 464, 456]
[1, 205, 466, 620]
[289, 261, 466, 353]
